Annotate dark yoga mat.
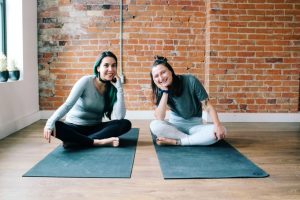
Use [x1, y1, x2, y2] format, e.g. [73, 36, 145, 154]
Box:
[152, 136, 269, 179]
[23, 128, 139, 178]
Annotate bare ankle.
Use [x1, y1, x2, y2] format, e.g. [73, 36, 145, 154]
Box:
[93, 137, 119, 147]
[156, 137, 178, 146]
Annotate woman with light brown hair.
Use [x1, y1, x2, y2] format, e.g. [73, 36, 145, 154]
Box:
[149, 56, 226, 146]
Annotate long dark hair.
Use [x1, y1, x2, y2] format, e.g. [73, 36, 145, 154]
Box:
[93, 51, 118, 119]
[150, 56, 182, 105]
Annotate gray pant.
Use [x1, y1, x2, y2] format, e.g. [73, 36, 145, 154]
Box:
[150, 113, 225, 146]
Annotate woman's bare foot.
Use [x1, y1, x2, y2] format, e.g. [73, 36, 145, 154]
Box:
[156, 137, 178, 146]
[93, 137, 119, 147]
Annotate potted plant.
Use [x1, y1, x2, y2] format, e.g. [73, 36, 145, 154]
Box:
[0, 53, 8, 82]
[8, 59, 20, 81]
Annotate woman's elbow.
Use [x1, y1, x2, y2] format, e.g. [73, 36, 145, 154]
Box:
[112, 111, 126, 120]
[154, 113, 165, 121]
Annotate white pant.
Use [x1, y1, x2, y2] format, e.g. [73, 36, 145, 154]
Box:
[150, 113, 225, 146]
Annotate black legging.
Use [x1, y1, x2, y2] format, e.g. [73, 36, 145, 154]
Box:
[54, 119, 132, 147]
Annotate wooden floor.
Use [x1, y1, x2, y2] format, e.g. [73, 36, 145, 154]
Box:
[0, 120, 299, 200]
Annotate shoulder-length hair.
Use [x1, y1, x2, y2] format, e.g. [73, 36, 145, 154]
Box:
[93, 51, 118, 119]
[150, 56, 182, 105]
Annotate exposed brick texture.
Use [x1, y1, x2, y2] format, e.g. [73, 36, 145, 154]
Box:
[206, 0, 299, 112]
[38, 0, 299, 113]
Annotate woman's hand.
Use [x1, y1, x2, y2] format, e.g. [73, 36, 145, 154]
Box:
[153, 79, 169, 91]
[214, 124, 226, 140]
[110, 75, 122, 90]
[43, 128, 55, 143]
[156, 83, 169, 91]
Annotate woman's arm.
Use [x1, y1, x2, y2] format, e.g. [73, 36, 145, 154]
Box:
[201, 99, 226, 140]
[111, 77, 126, 119]
[154, 92, 168, 120]
[43, 76, 87, 142]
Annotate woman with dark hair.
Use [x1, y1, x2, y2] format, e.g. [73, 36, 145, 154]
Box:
[44, 51, 131, 148]
[150, 56, 226, 146]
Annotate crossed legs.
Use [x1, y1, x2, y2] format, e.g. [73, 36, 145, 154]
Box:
[54, 119, 131, 148]
[150, 120, 220, 146]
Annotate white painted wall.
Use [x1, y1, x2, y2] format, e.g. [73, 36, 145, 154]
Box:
[0, 0, 39, 140]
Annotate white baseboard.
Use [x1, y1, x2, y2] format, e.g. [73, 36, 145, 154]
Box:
[40, 110, 57, 119]
[40, 110, 300, 122]
[0, 111, 40, 140]
[204, 112, 300, 122]
[124, 110, 161, 119]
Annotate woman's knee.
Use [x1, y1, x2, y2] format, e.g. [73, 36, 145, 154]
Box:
[54, 120, 64, 127]
[188, 124, 218, 146]
[54, 121, 67, 133]
[189, 124, 214, 135]
[150, 120, 162, 131]
[120, 119, 132, 132]
[149, 120, 167, 135]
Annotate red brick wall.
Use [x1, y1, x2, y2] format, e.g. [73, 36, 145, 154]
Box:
[206, 0, 300, 112]
[38, 0, 299, 113]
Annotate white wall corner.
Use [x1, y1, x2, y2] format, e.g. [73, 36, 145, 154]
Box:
[0, 111, 40, 140]
[204, 112, 300, 122]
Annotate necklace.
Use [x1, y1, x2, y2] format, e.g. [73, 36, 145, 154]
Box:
[98, 73, 111, 84]
[94, 78, 106, 95]
[99, 76, 108, 83]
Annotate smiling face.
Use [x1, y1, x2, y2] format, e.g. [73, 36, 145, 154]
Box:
[151, 64, 173, 89]
[97, 56, 117, 81]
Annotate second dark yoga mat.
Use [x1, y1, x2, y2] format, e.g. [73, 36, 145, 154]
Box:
[152, 137, 269, 179]
[23, 128, 139, 178]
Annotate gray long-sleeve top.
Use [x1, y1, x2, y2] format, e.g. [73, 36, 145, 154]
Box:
[45, 75, 126, 130]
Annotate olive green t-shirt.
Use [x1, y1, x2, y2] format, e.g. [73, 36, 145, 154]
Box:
[156, 74, 208, 119]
